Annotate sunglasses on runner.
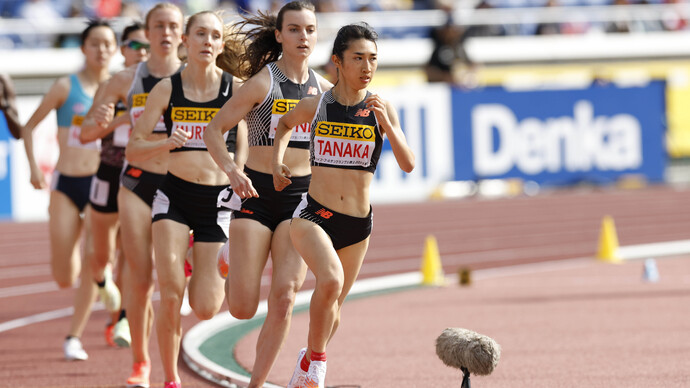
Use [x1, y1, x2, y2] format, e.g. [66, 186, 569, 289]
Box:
[124, 40, 149, 51]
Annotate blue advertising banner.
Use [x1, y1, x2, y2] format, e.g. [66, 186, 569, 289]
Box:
[451, 81, 667, 185]
[0, 112, 12, 219]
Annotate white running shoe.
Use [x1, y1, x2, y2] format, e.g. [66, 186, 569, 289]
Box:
[287, 348, 307, 388]
[98, 266, 121, 313]
[303, 360, 326, 388]
[180, 288, 192, 316]
[113, 317, 131, 348]
[63, 337, 88, 361]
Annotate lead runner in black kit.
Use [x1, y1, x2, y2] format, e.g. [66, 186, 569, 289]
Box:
[273, 23, 415, 388]
[125, 10, 245, 388]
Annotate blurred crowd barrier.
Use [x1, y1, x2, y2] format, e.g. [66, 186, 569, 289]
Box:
[3, 4, 690, 221]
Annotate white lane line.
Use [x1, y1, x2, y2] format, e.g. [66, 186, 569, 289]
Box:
[618, 240, 690, 260]
[0, 292, 161, 333]
[0, 265, 50, 279]
[0, 306, 75, 333]
[0, 281, 57, 298]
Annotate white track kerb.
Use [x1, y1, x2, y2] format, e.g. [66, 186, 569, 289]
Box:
[181, 239, 690, 387]
[181, 272, 423, 388]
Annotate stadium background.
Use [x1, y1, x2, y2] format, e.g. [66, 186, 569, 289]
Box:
[2, 1, 690, 387]
[3, 0, 690, 220]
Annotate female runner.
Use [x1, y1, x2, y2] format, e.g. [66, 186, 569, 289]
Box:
[203, 2, 331, 387]
[272, 23, 415, 387]
[126, 10, 244, 388]
[21, 20, 118, 361]
[80, 21, 149, 349]
[81, 3, 184, 386]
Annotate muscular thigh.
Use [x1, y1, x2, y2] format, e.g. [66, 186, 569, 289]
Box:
[227, 218, 272, 298]
[289, 218, 342, 281]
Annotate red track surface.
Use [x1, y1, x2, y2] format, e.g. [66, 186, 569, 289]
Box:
[1, 185, 690, 387]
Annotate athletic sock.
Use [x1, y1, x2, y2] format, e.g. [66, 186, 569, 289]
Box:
[310, 351, 327, 362]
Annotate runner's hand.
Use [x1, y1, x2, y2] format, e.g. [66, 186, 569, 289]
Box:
[94, 103, 115, 128]
[228, 167, 258, 198]
[272, 164, 292, 192]
[166, 128, 191, 150]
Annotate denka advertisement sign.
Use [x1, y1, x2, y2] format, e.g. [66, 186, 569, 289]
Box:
[451, 81, 667, 185]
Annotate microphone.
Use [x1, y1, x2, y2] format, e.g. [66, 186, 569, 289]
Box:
[435, 328, 501, 388]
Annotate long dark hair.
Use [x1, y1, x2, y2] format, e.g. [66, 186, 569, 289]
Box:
[332, 22, 378, 61]
[231, 1, 315, 79]
[331, 23, 378, 86]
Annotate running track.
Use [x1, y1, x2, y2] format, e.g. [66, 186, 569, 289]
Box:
[1, 185, 689, 387]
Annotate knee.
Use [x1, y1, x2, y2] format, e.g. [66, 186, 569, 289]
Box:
[130, 274, 153, 296]
[190, 294, 221, 320]
[316, 276, 343, 303]
[269, 288, 298, 320]
[159, 289, 183, 317]
[192, 304, 217, 321]
[228, 302, 258, 320]
[53, 269, 76, 289]
[227, 298, 258, 320]
[55, 278, 74, 289]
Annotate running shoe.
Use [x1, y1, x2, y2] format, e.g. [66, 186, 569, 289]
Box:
[63, 337, 88, 361]
[217, 240, 230, 279]
[304, 360, 326, 388]
[98, 266, 121, 313]
[180, 288, 192, 316]
[104, 323, 116, 347]
[287, 348, 308, 388]
[163, 381, 181, 388]
[126, 361, 150, 388]
[113, 317, 131, 348]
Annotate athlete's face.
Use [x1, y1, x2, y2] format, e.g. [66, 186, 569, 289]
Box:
[82, 26, 117, 70]
[334, 38, 377, 90]
[146, 8, 183, 56]
[183, 13, 224, 64]
[121, 29, 149, 68]
[275, 9, 317, 59]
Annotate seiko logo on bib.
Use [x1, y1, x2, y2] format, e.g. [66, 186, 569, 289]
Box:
[272, 99, 299, 114]
[171, 107, 219, 122]
[132, 93, 147, 108]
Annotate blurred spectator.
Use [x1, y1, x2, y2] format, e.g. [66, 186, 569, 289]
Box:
[96, 0, 122, 18]
[661, 0, 686, 31]
[425, 13, 463, 83]
[462, 0, 506, 38]
[535, 0, 563, 35]
[18, 0, 62, 47]
[0, 73, 22, 139]
[55, 3, 86, 48]
[605, 0, 632, 33]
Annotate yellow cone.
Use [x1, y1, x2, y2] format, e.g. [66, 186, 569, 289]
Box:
[421, 235, 446, 286]
[597, 215, 622, 263]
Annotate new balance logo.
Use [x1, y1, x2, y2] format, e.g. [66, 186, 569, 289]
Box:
[307, 86, 318, 95]
[126, 167, 143, 178]
[315, 208, 333, 219]
[240, 208, 254, 214]
[354, 109, 371, 117]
